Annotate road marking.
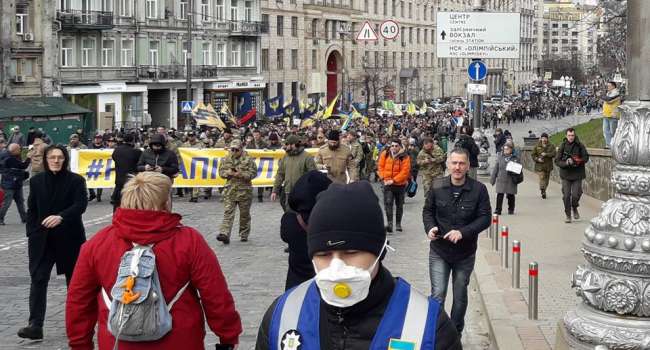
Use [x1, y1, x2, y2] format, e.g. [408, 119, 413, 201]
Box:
[0, 214, 113, 252]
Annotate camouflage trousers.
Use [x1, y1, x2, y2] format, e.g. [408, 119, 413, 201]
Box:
[422, 175, 436, 196]
[219, 189, 253, 239]
[537, 171, 551, 191]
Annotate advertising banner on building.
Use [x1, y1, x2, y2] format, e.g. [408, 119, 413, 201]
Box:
[70, 148, 318, 189]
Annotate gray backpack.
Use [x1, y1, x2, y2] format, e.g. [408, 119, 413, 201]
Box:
[101, 243, 189, 349]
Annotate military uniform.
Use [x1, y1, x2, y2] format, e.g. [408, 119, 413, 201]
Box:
[416, 145, 446, 195]
[182, 138, 204, 201]
[315, 145, 353, 184]
[273, 148, 317, 211]
[348, 140, 364, 182]
[363, 141, 376, 180]
[218, 142, 258, 242]
[531, 140, 557, 196]
[215, 136, 234, 148]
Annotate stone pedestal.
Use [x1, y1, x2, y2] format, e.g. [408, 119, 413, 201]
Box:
[562, 102, 650, 349]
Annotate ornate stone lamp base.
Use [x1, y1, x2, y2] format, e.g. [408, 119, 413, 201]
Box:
[561, 102, 650, 349]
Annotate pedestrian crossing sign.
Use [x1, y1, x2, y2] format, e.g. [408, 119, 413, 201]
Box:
[388, 339, 416, 350]
[181, 101, 194, 113]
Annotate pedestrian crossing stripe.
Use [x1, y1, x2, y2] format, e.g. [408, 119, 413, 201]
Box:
[388, 338, 416, 350]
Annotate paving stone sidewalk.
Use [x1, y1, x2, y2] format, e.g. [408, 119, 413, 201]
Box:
[474, 168, 603, 349]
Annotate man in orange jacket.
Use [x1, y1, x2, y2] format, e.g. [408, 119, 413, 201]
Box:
[377, 139, 411, 232]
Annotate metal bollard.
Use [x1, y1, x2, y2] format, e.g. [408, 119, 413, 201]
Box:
[528, 262, 539, 320]
[501, 226, 509, 268]
[512, 240, 521, 288]
[493, 221, 501, 251]
[489, 214, 499, 239]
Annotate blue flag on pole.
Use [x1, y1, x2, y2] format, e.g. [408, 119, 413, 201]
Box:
[265, 96, 285, 118]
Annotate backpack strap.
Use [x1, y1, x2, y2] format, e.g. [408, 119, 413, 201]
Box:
[167, 282, 190, 311]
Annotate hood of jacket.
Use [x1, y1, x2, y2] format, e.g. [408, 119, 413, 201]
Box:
[111, 208, 182, 245]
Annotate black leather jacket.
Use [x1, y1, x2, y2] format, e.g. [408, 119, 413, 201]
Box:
[256, 267, 462, 350]
[423, 176, 492, 263]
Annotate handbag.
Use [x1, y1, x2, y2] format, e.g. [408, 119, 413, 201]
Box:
[508, 170, 524, 185]
[406, 179, 418, 198]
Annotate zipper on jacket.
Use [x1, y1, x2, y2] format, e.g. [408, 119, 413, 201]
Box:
[336, 310, 348, 349]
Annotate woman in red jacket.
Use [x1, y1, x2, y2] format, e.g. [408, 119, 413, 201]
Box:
[65, 172, 242, 350]
[377, 138, 411, 233]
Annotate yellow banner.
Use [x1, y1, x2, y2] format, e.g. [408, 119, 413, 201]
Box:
[72, 148, 318, 189]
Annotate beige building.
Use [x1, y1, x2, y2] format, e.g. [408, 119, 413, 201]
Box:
[260, 0, 545, 106]
[542, 1, 600, 71]
[0, 0, 57, 98]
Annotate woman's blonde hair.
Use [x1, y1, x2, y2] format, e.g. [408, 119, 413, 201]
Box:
[120, 172, 172, 211]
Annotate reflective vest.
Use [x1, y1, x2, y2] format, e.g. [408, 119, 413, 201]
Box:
[269, 278, 440, 350]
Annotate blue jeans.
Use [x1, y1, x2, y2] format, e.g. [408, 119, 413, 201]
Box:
[429, 249, 476, 334]
[603, 117, 618, 148]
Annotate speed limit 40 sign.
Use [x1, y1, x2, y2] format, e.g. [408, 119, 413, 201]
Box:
[380, 20, 399, 40]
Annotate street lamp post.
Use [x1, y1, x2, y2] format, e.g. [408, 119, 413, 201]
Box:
[560, 1, 650, 348]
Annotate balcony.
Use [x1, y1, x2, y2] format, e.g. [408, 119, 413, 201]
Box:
[60, 66, 137, 83]
[57, 10, 114, 30]
[229, 21, 263, 36]
[137, 65, 257, 81]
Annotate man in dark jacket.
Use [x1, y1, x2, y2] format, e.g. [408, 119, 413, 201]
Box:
[0, 143, 30, 225]
[493, 128, 506, 154]
[111, 133, 143, 211]
[281, 170, 331, 290]
[137, 133, 179, 179]
[19, 145, 88, 340]
[422, 147, 491, 336]
[455, 126, 480, 178]
[257, 181, 461, 350]
[554, 128, 589, 223]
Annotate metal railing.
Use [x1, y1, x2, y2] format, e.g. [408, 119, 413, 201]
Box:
[57, 10, 114, 29]
[229, 20, 263, 35]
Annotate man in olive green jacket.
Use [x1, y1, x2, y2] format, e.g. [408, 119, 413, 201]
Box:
[272, 135, 316, 211]
[531, 133, 557, 199]
[218, 139, 258, 244]
[416, 137, 446, 195]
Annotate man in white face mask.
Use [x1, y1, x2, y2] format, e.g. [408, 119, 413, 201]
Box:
[256, 181, 461, 350]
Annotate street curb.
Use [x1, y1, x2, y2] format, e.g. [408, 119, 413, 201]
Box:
[469, 270, 498, 350]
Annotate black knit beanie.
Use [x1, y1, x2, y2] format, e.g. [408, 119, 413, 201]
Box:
[288, 170, 332, 223]
[308, 181, 386, 257]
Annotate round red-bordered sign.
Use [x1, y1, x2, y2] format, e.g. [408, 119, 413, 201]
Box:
[380, 20, 400, 40]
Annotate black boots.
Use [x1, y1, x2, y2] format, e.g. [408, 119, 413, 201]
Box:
[541, 189, 547, 199]
[396, 223, 403, 232]
[573, 208, 580, 220]
[17, 325, 43, 340]
[385, 222, 393, 233]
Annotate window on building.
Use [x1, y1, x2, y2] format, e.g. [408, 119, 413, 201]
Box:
[311, 19, 318, 38]
[121, 39, 134, 66]
[81, 38, 96, 67]
[552, 23, 558, 28]
[61, 38, 74, 67]
[416, 28, 420, 44]
[182, 41, 190, 65]
[216, 43, 225, 66]
[230, 0, 238, 20]
[120, 0, 133, 16]
[383, 0, 387, 15]
[423, 5, 426, 20]
[180, 0, 188, 19]
[364, 0, 368, 12]
[102, 40, 115, 66]
[216, 0, 225, 20]
[12, 58, 34, 78]
[146, 0, 157, 18]
[424, 52, 427, 67]
[416, 52, 420, 67]
[230, 42, 240, 66]
[375, 51, 379, 67]
[201, 0, 210, 21]
[245, 1, 252, 21]
[261, 48, 268, 70]
[409, 27, 412, 43]
[291, 17, 298, 37]
[291, 49, 298, 69]
[291, 82, 298, 99]
[149, 41, 159, 65]
[277, 49, 284, 69]
[60, 0, 71, 11]
[392, 52, 396, 68]
[400, 52, 404, 66]
[312, 49, 317, 69]
[350, 50, 355, 68]
[277, 82, 284, 97]
[374, 0, 378, 14]
[203, 42, 212, 65]
[552, 31, 558, 36]
[408, 52, 412, 67]
[16, 5, 28, 36]
[400, 1, 404, 17]
[408, 2, 412, 18]
[245, 41, 255, 66]
[383, 52, 388, 67]
[572, 31, 578, 37]
[277, 16, 284, 36]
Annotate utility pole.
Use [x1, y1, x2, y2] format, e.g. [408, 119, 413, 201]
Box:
[185, 0, 193, 130]
[560, 1, 650, 349]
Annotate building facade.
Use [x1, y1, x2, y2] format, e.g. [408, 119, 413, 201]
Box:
[260, 0, 544, 106]
[55, 0, 264, 132]
[0, 0, 57, 98]
[541, 1, 600, 73]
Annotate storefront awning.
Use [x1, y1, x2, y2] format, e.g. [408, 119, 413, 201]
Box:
[0, 97, 91, 119]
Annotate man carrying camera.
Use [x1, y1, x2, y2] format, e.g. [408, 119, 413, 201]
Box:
[554, 128, 590, 223]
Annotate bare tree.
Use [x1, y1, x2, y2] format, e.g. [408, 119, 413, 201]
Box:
[597, 0, 627, 77]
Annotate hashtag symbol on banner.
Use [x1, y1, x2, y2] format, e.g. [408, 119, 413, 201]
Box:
[86, 159, 103, 181]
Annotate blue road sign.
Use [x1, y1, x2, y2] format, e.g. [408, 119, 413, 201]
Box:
[181, 101, 194, 113]
[468, 61, 487, 81]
